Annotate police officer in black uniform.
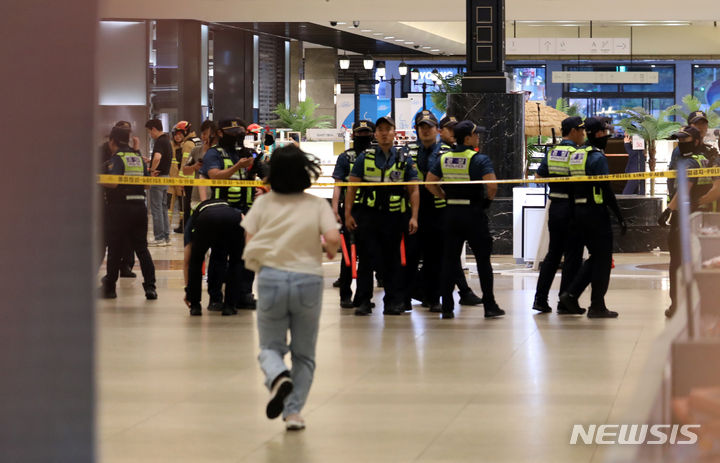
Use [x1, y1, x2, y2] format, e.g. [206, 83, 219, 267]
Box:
[101, 126, 157, 300]
[331, 120, 375, 308]
[559, 117, 626, 318]
[531, 117, 587, 314]
[345, 116, 420, 316]
[659, 126, 720, 317]
[426, 121, 505, 319]
[668, 111, 719, 200]
[184, 199, 245, 316]
[200, 118, 260, 311]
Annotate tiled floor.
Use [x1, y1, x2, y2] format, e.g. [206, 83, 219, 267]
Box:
[98, 233, 672, 463]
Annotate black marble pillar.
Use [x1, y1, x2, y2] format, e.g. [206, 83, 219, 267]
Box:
[447, 93, 525, 197]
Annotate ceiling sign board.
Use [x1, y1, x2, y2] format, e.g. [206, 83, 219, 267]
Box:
[507, 38, 631, 55]
[551, 71, 659, 84]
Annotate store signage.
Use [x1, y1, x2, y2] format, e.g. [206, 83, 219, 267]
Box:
[507, 38, 631, 55]
[306, 128, 344, 141]
[552, 71, 659, 84]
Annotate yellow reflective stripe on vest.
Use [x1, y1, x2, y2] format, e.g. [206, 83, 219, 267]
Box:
[117, 152, 144, 176]
[547, 145, 590, 177]
[362, 150, 406, 212]
[440, 150, 474, 182]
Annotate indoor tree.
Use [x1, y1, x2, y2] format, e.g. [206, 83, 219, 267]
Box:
[431, 73, 463, 114]
[617, 105, 681, 196]
[270, 97, 333, 137]
[554, 98, 583, 118]
[675, 94, 720, 127]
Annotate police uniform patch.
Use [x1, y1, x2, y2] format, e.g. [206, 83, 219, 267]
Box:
[549, 149, 570, 163]
[389, 171, 402, 181]
[444, 157, 467, 169]
[126, 156, 142, 167]
[569, 151, 586, 165]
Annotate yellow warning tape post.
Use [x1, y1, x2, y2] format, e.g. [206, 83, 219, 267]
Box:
[98, 167, 720, 189]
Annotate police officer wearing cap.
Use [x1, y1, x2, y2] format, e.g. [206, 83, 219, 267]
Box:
[659, 126, 720, 317]
[345, 116, 420, 316]
[426, 120, 505, 319]
[331, 119, 375, 309]
[559, 117, 626, 318]
[531, 116, 588, 314]
[200, 118, 260, 311]
[438, 116, 459, 146]
[668, 111, 719, 200]
[101, 126, 157, 300]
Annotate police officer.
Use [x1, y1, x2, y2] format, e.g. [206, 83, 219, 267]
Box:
[331, 120, 375, 309]
[426, 121, 505, 319]
[101, 126, 157, 300]
[659, 126, 720, 317]
[200, 118, 259, 311]
[434, 115, 484, 307]
[668, 111, 718, 200]
[184, 199, 245, 316]
[559, 117, 626, 318]
[345, 116, 420, 316]
[531, 117, 587, 314]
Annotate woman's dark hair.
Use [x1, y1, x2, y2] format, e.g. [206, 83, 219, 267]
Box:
[109, 126, 131, 145]
[268, 145, 321, 194]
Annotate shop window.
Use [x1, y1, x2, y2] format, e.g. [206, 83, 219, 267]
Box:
[507, 66, 546, 100]
[692, 65, 720, 110]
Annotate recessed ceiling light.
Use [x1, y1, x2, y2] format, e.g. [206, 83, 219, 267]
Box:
[361, 29, 372, 32]
[422, 46, 431, 49]
[373, 32, 383, 36]
[337, 22, 347, 25]
[431, 49, 440, 52]
[384, 36, 394, 39]
[395, 39, 404, 42]
[404, 41, 414, 44]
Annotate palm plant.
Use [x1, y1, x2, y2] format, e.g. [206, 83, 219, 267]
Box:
[270, 97, 333, 137]
[675, 94, 720, 127]
[617, 105, 681, 196]
[431, 73, 463, 114]
[555, 98, 583, 118]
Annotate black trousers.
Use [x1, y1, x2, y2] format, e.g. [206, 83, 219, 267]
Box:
[188, 206, 244, 306]
[566, 204, 613, 307]
[207, 205, 254, 303]
[182, 186, 192, 228]
[534, 199, 583, 301]
[337, 203, 353, 301]
[441, 205, 495, 310]
[105, 202, 155, 287]
[99, 203, 135, 271]
[355, 208, 404, 307]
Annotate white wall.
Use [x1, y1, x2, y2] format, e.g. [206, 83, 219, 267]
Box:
[97, 21, 147, 106]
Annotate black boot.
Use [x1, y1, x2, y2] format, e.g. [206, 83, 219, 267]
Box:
[236, 293, 257, 310]
[531, 296, 552, 313]
[221, 304, 238, 316]
[143, 282, 157, 300]
[587, 303, 618, 319]
[458, 290, 483, 306]
[120, 266, 136, 278]
[100, 283, 116, 299]
[340, 298, 354, 309]
[484, 301, 505, 318]
[354, 302, 372, 316]
[558, 293, 585, 315]
[189, 303, 202, 316]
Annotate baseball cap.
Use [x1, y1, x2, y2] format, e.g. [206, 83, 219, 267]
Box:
[453, 120, 482, 142]
[375, 116, 396, 128]
[352, 119, 375, 133]
[439, 115, 458, 129]
[219, 118, 248, 134]
[561, 116, 585, 133]
[670, 126, 702, 141]
[688, 111, 709, 125]
[414, 110, 438, 128]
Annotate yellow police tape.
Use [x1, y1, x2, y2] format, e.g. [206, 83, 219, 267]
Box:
[98, 167, 720, 189]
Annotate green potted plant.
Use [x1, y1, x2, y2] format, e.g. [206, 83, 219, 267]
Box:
[431, 73, 463, 114]
[676, 94, 720, 127]
[617, 106, 681, 196]
[270, 97, 333, 138]
[554, 98, 583, 118]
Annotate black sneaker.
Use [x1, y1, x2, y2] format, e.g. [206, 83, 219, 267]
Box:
[558, 293, 585, 315]
[143, 283, 157, 300]
[532, 297, 552, 313]
[458, 290, 483, 306]
[266, 374, 293, 419]
[207, 301, 224, 312]
[332, 279, 341, 288]
[404, 301, 413, 312]
[173, 226, 184, 234]
[189, 303, 202, 316]
[441, 310, 455, 319]
[221, 304, 238, 316]
[587, 305, 619, 319]
[100, 286, 117, 299]
[340, 298, 354, 309]
[484, 304, 505, 318]
[428, 303, 443, 313]
[120, 267, 136, 278]
[236, 294, 257, 310]
[354, 303, 372, 316]
[382, 304, 404, 316]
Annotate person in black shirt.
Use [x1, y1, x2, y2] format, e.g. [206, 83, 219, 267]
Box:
[145, 119, 173, 246]
[101, 126, 157, 300]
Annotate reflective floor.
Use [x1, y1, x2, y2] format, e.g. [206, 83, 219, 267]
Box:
[98, 234, 672, 463]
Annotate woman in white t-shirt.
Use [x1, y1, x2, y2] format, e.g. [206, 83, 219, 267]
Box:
[242, 145, 340, 431]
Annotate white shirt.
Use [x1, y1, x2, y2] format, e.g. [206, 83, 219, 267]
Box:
[242, 191, 338, 276]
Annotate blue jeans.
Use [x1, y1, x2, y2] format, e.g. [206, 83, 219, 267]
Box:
[149, 180, 169, 240]
[256, 267, 323, 418]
